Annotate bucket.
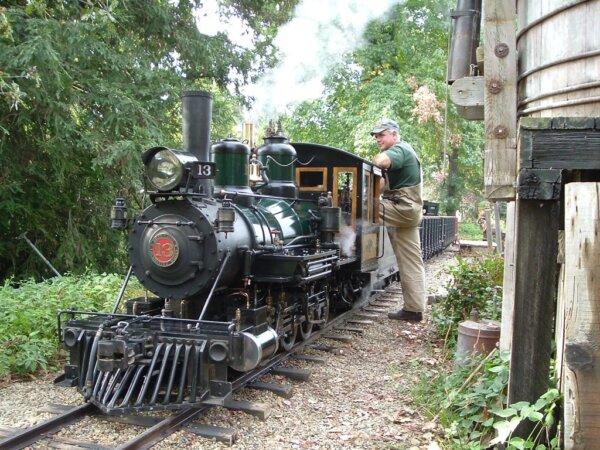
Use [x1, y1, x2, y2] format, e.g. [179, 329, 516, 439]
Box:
[456, 314, 500, 363]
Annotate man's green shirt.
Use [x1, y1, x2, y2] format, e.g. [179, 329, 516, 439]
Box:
[383, 141, 421, 189]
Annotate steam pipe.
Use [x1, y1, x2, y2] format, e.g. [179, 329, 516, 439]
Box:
[447, 0, 482, 84]
[182, 90, 213, 195]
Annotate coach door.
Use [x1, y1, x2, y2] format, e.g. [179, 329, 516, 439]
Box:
[361, 164, 383, 271]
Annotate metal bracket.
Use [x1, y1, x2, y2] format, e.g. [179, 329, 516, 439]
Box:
[517, 169, 563, 200]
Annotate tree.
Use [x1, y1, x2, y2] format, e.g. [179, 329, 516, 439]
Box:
[0, 0, 298, 280]
[282, 0, 484, 215]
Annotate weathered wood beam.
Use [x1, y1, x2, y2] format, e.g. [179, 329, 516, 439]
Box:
[499, 201, 516, 352]
[561, 183, 600, 449]
[508, 200, 559, 428]
[483, 0, 517, 200]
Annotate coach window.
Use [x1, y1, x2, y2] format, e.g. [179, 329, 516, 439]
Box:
[296, 167, 328, 192]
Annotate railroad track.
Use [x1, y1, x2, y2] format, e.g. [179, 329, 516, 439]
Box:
[0, 285, 401, 450]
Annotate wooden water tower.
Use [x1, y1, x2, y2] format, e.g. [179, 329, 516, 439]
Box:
[450, 0, 600, 446]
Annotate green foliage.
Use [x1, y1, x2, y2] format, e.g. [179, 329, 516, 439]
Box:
[282, 0, 484, 215]
[0, 0, 298, 280]
[413, 351, 560, 449]
[0, 273, 143, 378]
[459, 221, 483, 241]
[433, 254, 504, 342]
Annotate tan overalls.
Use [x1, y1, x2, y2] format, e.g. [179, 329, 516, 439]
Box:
[380, 183, 426, 313]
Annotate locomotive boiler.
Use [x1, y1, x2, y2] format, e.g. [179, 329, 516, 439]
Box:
[57, 91, 401, 414]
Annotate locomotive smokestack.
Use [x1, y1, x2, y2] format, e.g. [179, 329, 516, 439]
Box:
[182, 90, 212, 194]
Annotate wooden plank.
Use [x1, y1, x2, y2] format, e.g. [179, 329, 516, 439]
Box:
[499, 201, 516, 352]
[555, 230, 565, 391]
[484, 209, 494, 251]
[483, 0, 517, 200]
[493, 202, 503, 253]
[450, 76, 484, 120]
[508, 200, 559, 436]
[562, 183, 600, 449]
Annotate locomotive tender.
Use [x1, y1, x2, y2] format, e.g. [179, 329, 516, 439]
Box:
[58, 91, 400, 414]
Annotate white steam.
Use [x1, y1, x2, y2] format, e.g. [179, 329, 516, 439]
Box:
[337, 225, 357, 257]
[243, 0, 397, 118]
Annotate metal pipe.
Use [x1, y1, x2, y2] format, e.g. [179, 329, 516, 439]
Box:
[197, 251, 231, 323]
[18, 232, 61, 277]
[111, 265, 134, 314]
[182, 91, 212, 195]
[447, 0, 482, 84]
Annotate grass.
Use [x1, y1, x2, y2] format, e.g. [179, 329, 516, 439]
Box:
[458, 221, 483, 241]
[0, 273, 143, 380]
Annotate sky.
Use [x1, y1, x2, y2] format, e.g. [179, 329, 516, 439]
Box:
[196, 0, 398, 121]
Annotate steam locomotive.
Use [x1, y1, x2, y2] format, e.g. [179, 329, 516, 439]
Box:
[57, 91, 405, 414]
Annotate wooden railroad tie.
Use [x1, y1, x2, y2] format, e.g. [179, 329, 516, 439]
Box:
[246, 380, 294, 398]
[307, 343, 343, 354]
[346, 319, 374, 325]
[271, 366, 311, 382]
[223, 399, 270, 420]
[43, 404, 237, 444]
[324, 334, 353, 343]
[334, 326, 364, 335]
[291, 354, 327, 364]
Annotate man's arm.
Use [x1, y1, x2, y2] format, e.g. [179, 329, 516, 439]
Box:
[373, 152, 391, 169]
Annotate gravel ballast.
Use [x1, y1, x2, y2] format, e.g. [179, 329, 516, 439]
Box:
[0, 249, 457, 449]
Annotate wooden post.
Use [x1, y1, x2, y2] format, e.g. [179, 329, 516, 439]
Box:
[499, 201, 516, 352]
[483, 0, 517, 200]
[561, 183, 600, 449]
[508, 201, 559, 409]
[485, 209, 493, 251]
[493, 202, 503, 254]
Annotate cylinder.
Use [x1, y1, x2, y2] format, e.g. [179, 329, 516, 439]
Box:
[320, 207, 341, 233]
[229, 328, 278, 372]
[447, 0, 482, 84]
[456, 319, 500, 364]
[517, 0, 600, 117]
[182, 91, 212, 194]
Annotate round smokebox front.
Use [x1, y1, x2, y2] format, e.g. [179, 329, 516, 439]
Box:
[129, 200, 219, 299]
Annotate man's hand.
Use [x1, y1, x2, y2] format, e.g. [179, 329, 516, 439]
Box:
[373, 152, 391, 169]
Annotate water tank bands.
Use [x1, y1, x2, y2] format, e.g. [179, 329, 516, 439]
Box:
[518, 48, 600, 82]
[518, 95, 600, 117]
[518, 80, 600, 109]
[516, 0, 592, 41]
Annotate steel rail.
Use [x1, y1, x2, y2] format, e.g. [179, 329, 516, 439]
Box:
[3, 277, 403, 449]
[0, 402, 96, 449]
[114, 286, 384, 449]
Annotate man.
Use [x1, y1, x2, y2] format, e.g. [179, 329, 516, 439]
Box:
[371, 118, 426, 322]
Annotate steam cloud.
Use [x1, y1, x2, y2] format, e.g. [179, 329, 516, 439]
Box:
[337, 225, 357, 258]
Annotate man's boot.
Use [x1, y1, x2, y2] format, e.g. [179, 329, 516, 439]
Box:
[387, 309, 422, 322]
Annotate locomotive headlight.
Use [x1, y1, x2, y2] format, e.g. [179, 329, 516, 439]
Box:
[143, 147, 200, 192]
[147, 149, 184, 191]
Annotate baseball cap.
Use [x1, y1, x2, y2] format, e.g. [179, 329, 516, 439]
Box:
[370, 118, 400, 136]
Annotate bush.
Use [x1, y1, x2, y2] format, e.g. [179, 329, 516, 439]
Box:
[0, 273, 142, 378]
[433, 254, 504, 343]
[459, 221, 484, 241]
[412, 351, 560, 449]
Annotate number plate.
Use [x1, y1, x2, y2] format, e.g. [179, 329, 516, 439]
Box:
[196, 162, 216, 179]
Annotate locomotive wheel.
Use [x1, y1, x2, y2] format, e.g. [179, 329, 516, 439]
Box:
[299, 308, 314, 340]
[280, 312, 298, 351]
